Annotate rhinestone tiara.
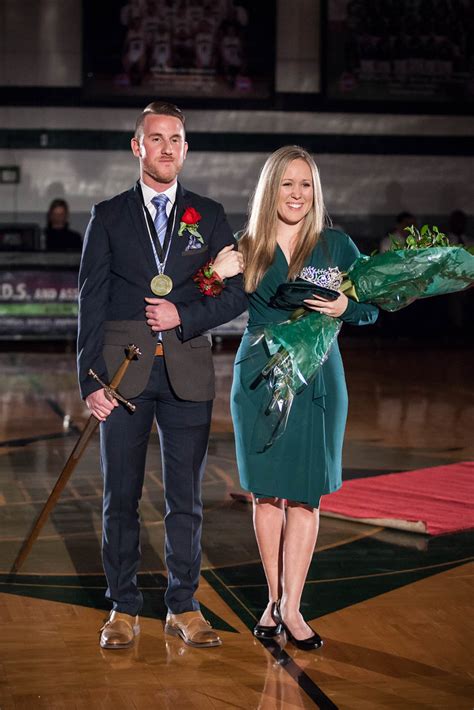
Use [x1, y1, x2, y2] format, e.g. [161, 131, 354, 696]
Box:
[298, 266, 343, 291]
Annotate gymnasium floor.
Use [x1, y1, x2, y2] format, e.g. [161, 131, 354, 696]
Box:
[0, 338, 472, 709]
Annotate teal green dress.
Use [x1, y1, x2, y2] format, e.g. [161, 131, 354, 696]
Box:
[231, 229, 379, 507]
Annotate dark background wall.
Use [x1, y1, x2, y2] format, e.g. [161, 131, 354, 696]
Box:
[0, 0, 472, 248]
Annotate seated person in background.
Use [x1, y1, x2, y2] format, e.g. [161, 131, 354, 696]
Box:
[447, 209, 472, 247]
[44, 199, 82, 251]
[379, 211, 415, 252]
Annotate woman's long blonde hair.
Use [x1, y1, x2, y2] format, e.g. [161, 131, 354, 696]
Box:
[239, 146, 328, 293]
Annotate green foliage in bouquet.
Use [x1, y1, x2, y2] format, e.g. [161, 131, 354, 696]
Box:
[389, 224, 450, 250]
[346, 245, 473, 312]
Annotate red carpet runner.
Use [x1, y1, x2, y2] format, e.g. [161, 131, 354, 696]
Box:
[321, 461, 474, 535]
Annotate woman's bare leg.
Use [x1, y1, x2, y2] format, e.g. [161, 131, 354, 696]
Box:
[280, 502, 320, 639]
[252, 495, 285, 626]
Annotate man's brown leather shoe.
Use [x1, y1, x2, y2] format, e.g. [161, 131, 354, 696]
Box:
[99, 611, 140, 649]
[165, 610, 222, 648]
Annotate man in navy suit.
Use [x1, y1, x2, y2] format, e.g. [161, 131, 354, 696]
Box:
[77, 102, 246, 649]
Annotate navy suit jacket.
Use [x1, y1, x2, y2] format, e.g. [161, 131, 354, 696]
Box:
[77, 181, 247, 401]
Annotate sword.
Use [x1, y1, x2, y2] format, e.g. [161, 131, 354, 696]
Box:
[10, 344, 141, 574]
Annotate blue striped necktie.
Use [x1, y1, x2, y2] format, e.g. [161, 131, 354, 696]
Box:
[151, 194, 169, 247]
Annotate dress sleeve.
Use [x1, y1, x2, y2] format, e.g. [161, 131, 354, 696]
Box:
[338, 233, 379, 326]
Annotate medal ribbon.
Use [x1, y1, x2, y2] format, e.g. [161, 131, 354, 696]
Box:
[137, 183, 177, 277]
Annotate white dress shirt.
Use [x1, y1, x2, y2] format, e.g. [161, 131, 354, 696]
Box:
[140, 179, 177, 221]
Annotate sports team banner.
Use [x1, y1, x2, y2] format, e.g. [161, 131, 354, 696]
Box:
[83, 0, 275, 100]
[326, 0, 473, 103]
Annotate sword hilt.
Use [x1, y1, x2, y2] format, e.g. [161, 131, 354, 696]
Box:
[88, 370, 136, 412]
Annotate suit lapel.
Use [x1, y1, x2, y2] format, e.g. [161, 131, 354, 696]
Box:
[165, 182, 189, 276]
[127, 182, 157, 275]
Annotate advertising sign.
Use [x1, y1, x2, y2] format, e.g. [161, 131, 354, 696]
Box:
[0, 270, 78, 338]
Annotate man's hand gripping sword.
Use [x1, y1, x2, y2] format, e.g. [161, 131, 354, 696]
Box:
[88, 369, 136, 412]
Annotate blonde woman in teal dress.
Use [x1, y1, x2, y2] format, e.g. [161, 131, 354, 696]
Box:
[230, 146, 378, 650]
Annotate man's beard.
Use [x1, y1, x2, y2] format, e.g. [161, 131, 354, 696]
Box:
[144, 163, 177, 185]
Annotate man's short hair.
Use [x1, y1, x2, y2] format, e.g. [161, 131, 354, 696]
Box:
[135, 102, 186, 140]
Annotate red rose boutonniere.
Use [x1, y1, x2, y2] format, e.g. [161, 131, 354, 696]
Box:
[178, 207, 204, 245]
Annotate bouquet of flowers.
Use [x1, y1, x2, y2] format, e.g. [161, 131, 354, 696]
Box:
[252, 226, 474, 450]
[342, 225, 473, 311]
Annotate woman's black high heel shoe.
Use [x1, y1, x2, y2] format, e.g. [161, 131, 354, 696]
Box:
[253, 603, 283, 639]
[272, 601, 323, 650]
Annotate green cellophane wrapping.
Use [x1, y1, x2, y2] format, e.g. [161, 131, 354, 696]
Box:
[250, 313, 341, 451]
[264, 312, 341, 389]
[347, 246, 474, 311]
[252, 245, 474, 450]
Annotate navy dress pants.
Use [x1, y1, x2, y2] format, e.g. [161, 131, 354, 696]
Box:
[99, 357, 212, 615]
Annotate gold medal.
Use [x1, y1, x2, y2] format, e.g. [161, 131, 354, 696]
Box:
[150, 274, 173, 296]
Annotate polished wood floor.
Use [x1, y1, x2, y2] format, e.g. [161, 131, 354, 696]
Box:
[0, 338, 473, 709]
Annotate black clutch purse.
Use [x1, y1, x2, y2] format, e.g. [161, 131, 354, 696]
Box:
[270, 279, 340, 311]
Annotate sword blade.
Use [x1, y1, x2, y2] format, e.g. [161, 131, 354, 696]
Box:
[10, 344, 140, 574]
[10, 414, 99, 574]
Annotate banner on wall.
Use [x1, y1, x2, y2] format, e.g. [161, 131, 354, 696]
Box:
[326, 0, 473, 103]
[0, 270, 78, 338]
[0, 269, 247, 339]
[83, 0, 275, 101]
